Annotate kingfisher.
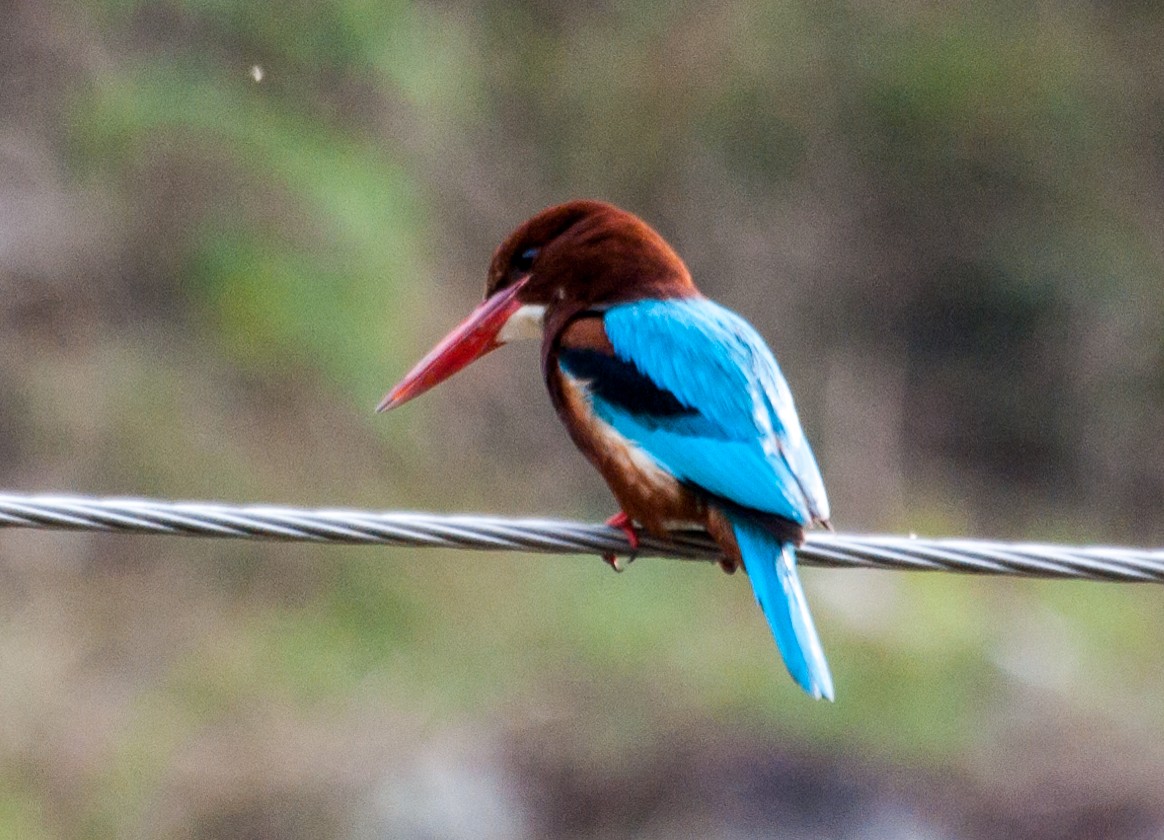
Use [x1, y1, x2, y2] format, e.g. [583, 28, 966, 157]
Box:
[378, 200, 834, 700]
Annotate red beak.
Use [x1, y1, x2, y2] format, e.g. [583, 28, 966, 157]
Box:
[377, 279, 529, 412]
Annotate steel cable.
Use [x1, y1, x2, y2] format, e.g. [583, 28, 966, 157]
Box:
[0, 493, 1162, 582]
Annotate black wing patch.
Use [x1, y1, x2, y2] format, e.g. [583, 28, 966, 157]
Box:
[558, 347, 698, 420]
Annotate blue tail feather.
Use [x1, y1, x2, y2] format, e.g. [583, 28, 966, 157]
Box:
[730, 516, 834, 701]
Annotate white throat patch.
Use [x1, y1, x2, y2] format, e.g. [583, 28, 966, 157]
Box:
[497, 304, 546, 344]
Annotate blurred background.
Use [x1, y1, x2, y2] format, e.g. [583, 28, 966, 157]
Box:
[2, 1, 1163, 837]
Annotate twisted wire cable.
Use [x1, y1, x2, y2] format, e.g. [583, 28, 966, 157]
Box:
[0, 493, 1162, 583]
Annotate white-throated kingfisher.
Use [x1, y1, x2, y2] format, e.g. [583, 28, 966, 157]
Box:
[378, 200, 834, 700]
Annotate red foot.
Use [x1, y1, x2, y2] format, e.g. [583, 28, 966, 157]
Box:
[603, 511, 639, 572]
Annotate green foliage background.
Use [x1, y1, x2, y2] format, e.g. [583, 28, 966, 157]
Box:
[1, 2, 1163, 837]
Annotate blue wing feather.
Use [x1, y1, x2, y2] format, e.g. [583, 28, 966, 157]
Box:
[591, 298, 828, 524]
[560, 297, 833, 699]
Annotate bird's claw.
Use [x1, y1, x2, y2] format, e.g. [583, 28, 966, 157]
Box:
[603, 511, 639, 572]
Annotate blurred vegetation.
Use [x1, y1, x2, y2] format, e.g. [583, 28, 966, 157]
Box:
[1, 1, 1163, 838]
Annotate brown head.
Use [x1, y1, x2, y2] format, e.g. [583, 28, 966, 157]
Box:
[378, 200, 698, 411]
[486, 200, 695, 306]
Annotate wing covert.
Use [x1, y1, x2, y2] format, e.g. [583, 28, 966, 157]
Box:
[569, 298, 829, 524]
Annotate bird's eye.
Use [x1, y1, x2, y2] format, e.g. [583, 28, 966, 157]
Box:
[512, 247, 539, 273]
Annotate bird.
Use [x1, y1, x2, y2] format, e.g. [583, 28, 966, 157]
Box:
[377, 200, 834, 701]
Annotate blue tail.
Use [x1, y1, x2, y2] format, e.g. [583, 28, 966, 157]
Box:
[730, 515, 834, 701]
